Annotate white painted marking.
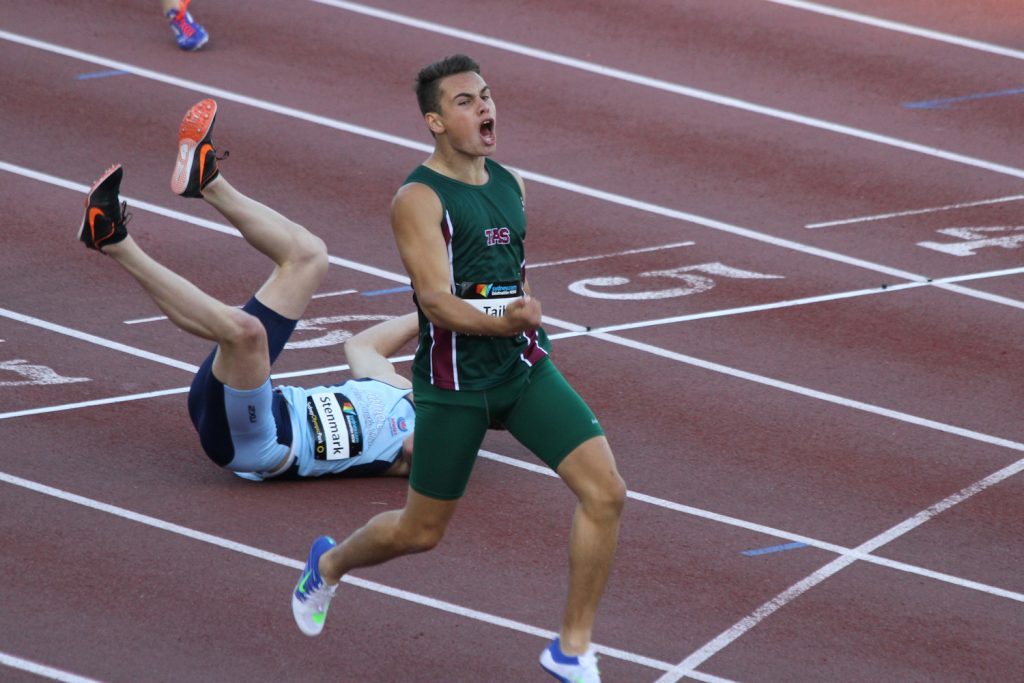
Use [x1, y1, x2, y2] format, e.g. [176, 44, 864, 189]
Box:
[123, 314, 171, 325]
[1, 359, 1020, 608]
[0, 471, 674, 674]
[0, 652, 105, 683]
[4, 126, 1023, 314]
[479, 449, 1024, 604]
[537, 311, 1024, 453]
[917, 226, 1024, 256]
[303, 2, 1024, 181]
[531, 241, 695, 268]
[654, 457, 1024, 681]
[0, 387, 190, 421]
[287, 313, 394, 350]
[0, 160, 407, 285]
[0, 307, 198, 373]
[805, 195, 1024, 229]
[123, 290, 359, 325]
[761, 0, 1024, 62]
[313, 288, 360, 299]
[556, 265, 1024, 337]
[569, 262, 783, 300]
[0, 359, 89, 386]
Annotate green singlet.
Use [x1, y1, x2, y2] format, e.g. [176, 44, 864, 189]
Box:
[401, 159, 603, 500]
[403, 159, 551, 391]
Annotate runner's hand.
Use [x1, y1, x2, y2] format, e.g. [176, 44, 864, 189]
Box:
[503, 294, 542, 334]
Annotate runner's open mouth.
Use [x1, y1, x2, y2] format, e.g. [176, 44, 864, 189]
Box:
[480, 119, 495, 141]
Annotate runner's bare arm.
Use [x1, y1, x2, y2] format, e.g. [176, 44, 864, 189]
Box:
[390, 182, 540, 335]
[344, 312, 418, 388]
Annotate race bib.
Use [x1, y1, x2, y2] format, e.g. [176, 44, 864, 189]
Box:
[458, 280, 522, 317]
[306, 391, 363, 461]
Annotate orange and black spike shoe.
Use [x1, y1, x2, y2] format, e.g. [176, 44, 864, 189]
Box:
[170, 98, 225, 197]
[78, 164, 130, 252]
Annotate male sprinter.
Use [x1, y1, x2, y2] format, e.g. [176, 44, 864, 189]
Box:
[292, 55, 626, 682]
[78, 99, 419, 482]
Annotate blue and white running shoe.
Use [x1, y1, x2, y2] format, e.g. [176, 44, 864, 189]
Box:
[292, 535, 338, 637]
[540, 637, 601, 682]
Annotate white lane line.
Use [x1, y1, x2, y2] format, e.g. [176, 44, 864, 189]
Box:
[6, 264, 1021, 419]
[123, 289, 360, 326]
[0, 652, 106, 683]
[10, 155, 1024, 317]
[654, 456, 1024, 682]
[554, 265, 1024, 336]
[4, 348, 1019, 610]
[0, 306, 199, 373]
[9, 310, 1022, 605]
[0, 161, 407, 285]
[547, 323, 1024, 454]
[482, 449, 1024, 604]
[306, 1, 1024, 181]
[7, 287, 1024, 456]
[761, 0, 1024, 62]
[2, 365, 1021, 609]
[531, 241, 695, 268]
[806, 195, 1024, 229]
[0, 470, 675, 675]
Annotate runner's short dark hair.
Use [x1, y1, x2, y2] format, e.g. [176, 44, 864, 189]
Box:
[415, 54, 481, 115]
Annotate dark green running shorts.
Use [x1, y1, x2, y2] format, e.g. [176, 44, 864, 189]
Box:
[410, 358, 604, 500]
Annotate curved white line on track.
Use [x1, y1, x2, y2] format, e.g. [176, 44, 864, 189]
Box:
[654, 456, 1024, 682]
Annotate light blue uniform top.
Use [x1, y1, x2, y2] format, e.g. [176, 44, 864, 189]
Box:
[236, 378, 414, 480]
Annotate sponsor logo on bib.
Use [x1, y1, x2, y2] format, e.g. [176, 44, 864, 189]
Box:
[307, 391, 363, 460]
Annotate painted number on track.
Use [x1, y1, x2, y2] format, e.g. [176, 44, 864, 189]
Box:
[0, 359, 90, 387]
[568, 262, 784, 300]
[917, 226, 1024, 256]
[286, 314, 395, 350]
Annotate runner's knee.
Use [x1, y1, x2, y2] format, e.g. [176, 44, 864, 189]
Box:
[289, 228, 328, 276]
[582, 472, 627, 520]
[395, 518, 447, 553]
[221, 308, 268, 350]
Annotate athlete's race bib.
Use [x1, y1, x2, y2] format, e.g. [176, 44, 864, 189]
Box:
[458, 280, 522, 317]
[306, 391, 363, 461]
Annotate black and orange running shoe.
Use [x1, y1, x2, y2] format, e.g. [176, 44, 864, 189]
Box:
[171, 98, 224, 197]
[78, 164, 130, 252]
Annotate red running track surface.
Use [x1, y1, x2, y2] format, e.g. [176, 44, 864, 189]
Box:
[1, 1, 1022, 681]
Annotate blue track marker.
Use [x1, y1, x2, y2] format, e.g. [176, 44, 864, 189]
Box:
[742, 542, 807, 557]
[361, 285, 412, 297]
[76, 70, 130, 80]
[904, 87, 1024, 110]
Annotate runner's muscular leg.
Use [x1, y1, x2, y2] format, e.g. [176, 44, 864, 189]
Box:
[555, 435, 626, 655]
[317, 488, 459, 583]
[201, 176, 327, 320]
[102, 235, 271, 390]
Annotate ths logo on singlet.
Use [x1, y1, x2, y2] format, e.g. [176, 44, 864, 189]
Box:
[484, 227, 510, 246]
[307, 391, 363, 461]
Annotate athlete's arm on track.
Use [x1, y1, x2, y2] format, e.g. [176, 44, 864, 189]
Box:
[390, 182, 540, 336]
[344, 313, 417, 389]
